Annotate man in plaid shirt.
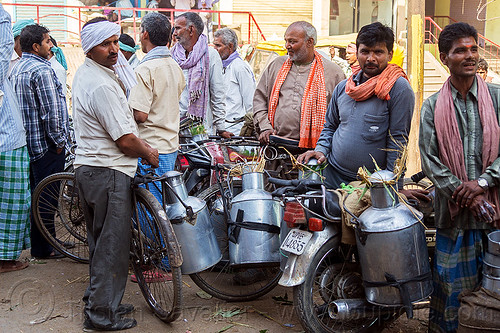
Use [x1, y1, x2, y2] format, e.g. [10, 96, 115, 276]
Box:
[10, 23, 68, 260]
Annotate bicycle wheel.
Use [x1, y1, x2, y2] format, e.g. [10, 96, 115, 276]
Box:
[32, 172, 89, 263]
[189, 181, 282, 302]
[130, 188, 182, 323]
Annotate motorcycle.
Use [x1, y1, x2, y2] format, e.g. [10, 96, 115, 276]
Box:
[268, 170, 436, 333]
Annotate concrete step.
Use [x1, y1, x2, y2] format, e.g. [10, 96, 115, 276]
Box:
[403, 50, 448, 98]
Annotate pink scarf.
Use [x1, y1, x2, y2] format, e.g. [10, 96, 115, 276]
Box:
[435, 74, 500, 226]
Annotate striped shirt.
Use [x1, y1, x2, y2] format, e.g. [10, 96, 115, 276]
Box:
[0, 4, 26, 153]
[10, 52, 68, 161]
[420, 78, 500, 229]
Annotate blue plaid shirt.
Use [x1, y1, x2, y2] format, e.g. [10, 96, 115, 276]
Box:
[10, 52, 68, 161]
[0, 4, 26, 153]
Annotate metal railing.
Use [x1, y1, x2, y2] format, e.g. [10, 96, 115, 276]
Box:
[3, 2, 266, 45]
[426, 16, 500, 74]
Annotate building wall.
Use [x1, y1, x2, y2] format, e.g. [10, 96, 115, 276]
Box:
[12, 0, 67, 42]
[449, 0, 484, 34]
[434, 0, 450, 17]
[485, 1, 500, 45]
[231, 0, 313, 41]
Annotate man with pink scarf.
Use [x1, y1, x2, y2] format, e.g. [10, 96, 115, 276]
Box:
[171, 12, 233, 138]
[419, 22, 500, 332]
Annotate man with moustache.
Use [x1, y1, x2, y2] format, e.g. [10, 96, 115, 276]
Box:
[10, 23, 69, 259]
[172, 12, 232, 137]
[253, 21, 344, 149]
[72, 17, 159, 331]
[419, 22, 500, 332]
[298, 22, 415, 191]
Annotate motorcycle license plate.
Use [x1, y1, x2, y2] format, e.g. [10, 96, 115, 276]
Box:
[280, 229, 313, 255]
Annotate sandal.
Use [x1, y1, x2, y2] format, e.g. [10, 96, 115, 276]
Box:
[0, 260, 29, 273]
[130, 269, 172, 283]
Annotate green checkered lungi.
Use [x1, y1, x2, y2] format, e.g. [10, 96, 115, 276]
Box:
[0, 146, 31, 260]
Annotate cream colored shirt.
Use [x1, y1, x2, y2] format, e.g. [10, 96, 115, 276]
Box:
[129, 56, 185, 154]
[72, 58, 138, 177]
[253, 55, 345, 140]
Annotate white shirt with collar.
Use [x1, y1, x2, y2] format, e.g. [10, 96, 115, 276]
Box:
[222, 56, 255, 135]
[72, 57, 138, 177]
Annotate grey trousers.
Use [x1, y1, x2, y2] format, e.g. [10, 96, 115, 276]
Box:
[75, 166, 132, 328]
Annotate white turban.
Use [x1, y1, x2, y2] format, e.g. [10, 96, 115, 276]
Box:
[80, 20, 137, 92]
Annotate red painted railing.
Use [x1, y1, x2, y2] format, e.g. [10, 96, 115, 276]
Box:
[2, 2, 266, 45]
[426, 16, 500, 73]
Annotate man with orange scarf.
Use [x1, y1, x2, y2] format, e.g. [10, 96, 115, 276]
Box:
[299, 22, 415, 190]
[419, 22, 499, 333]
[253, 21, 344, 149]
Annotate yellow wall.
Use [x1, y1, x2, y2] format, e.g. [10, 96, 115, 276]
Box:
[434, 0, 450, 16]
[485, 1, 500, 45]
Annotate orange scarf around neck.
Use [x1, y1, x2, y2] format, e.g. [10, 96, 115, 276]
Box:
[268, 51, 327, 148]
[345, 63, 408, 101]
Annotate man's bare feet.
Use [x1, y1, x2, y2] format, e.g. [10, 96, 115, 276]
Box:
[0, 260, 28, 273]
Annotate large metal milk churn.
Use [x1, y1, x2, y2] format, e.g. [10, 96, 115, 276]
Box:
[229, 171, 283, 266]
[354, 170, 432, 316]
[163, 171, 222, 274]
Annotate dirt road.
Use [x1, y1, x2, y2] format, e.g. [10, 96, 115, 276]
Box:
[0, 251, 429, 333]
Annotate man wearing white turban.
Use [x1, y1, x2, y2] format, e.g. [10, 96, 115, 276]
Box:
[72, 17, 159, 331]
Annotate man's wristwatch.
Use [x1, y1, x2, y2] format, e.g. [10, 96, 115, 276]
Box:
[478, 177, 489, 191]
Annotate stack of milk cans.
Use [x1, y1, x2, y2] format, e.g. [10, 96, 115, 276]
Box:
[483, 230, 500, 294]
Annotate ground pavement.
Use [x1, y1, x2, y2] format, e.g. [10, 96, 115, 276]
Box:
[0, 251, 429, 333]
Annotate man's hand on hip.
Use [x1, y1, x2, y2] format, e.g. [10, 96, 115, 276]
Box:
[258, 129, 274, 144]
[297, 150, 326, 164]
[452, 180, 485, 208]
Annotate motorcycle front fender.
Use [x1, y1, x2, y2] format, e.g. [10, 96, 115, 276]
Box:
[278, 223, 340, 287]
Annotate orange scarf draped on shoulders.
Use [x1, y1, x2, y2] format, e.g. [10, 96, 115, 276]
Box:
[267, 51, 327, 148]
[345, 63, 408, 101]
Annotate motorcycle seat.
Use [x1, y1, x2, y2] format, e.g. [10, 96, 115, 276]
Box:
[324, 189, 342, 218]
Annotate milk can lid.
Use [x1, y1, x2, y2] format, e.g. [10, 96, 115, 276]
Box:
[368, 170, 396, 184]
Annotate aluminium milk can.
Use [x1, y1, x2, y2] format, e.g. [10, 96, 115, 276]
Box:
[229, 171, 283, 267]
[355, 170, 433, 309]
[163, 171, 222, 274]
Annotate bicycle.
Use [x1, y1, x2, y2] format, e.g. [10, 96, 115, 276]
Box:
[32, 171, 184, 322]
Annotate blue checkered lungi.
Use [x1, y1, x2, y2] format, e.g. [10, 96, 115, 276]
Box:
[429, 228, 490, 333]
[0, 146, 31, 260]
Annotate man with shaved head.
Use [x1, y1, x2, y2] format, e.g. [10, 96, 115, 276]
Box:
[253, 21, 345, 148]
